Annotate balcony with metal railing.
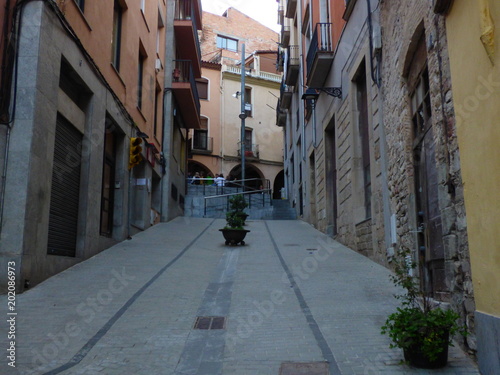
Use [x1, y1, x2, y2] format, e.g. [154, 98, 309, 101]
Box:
[276, 49, 285, 72]
[306, 23, 335, 88]
[237, 143, 260, 159]
[285, 45, 300, 86]
[174, 0, 202, 78]
[172, 59, 201, 128]
[281, 25, 290, 47]
[286, 0, 297, 18]
[280, 80, 293, 109]
[278, 5, 284, 25]
[276, 99, 287, 127]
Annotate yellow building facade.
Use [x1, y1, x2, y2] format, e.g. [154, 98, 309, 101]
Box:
[445, 1, 500, 373]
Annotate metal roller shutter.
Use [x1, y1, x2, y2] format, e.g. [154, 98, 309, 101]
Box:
[47, 116, 82, 257]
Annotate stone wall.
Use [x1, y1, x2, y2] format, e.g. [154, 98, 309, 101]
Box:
[380, 0, 475, 353]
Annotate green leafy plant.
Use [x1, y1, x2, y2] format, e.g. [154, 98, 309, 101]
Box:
[381, 247, 467, 363]
[224, 195, 248, 229]
[228, 194, 248, 212]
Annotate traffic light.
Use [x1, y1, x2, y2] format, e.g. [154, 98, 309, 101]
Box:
[129, 137, 143, 169]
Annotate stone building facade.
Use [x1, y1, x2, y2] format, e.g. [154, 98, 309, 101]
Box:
[380, 0, 475, 351]
[278, 0, 476, 356]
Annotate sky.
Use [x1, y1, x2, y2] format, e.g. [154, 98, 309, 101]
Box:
[201, 0, 280, 32]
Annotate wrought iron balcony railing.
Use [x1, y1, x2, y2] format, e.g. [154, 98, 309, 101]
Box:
[306, 23, 333, 78]
[174, 0, 202, 62]
[237, 143, 260, 159]
[173, 59, 200, 115]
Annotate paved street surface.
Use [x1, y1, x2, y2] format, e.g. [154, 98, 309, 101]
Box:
[1, 218, 479, 374]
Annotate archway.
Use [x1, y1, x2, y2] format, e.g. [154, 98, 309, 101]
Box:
[187, 160, 213, 179]
[229, 164, 264, 190]
[273, 170, 285, 199]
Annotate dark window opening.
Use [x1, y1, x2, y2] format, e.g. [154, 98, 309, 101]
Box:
[193, 129, 208, 150]
[356, 62, 371, 219]
[196, 78, 209, 100]
[76, 0, 85, 12]
[100, 124, 116, 237]
[112, 1, 123, 71]
[137, 52, 145, 109]
[245, 87, 252, 117]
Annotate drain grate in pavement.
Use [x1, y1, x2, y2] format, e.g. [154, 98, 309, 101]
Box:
[279, 362, 329, 375]
[193, 316, 226, 330]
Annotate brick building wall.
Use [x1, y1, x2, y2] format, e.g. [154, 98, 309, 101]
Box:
[201, 8, 278, 63]
[380, 0, 475, 353]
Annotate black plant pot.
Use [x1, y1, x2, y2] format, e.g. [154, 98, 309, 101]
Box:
[403, 337, 449, 369]
[219, 228, 250, 245]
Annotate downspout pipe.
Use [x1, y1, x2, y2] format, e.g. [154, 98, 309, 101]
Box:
[366, 0, 380, 88]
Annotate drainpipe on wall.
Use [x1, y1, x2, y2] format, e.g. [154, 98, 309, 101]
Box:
[160, 0, 176, 222]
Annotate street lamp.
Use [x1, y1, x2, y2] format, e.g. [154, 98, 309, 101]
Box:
[239, 43, 246, 188]
[301, 88, 320, 148]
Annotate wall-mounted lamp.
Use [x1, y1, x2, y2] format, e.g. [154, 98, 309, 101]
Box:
[232, 91, 241, 99]
[301, 88, 320, 149]
[310, 87, 342, 99]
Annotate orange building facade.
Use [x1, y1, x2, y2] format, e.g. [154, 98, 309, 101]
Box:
[0, 0, 203, 291]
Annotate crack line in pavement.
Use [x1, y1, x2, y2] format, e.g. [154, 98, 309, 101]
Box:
[42, 219, 217, 375]
[264, 221, 342, 375]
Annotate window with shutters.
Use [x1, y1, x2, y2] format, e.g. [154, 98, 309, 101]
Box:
[196, 78, 209, 100]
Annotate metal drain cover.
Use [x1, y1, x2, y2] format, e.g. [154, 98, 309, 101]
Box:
[279, 362, 329, 375]
[193, 316, 226, 330]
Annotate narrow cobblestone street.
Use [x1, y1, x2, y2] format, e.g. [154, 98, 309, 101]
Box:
[1, 218, 479, 374]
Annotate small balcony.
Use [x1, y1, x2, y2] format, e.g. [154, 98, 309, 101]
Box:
[191, 136, 213, 154]
[286, 0, 297, 18]
[237, 143, 260, 159]
[277, 5, 284, 25]
[306, 23, 335, 88]
[276, 49, 285, 72]
[276, 100, 287, 127]
[285, 45, 300, 86]
[281, 25, 290, 48]
[280, 80, 293, 109]
[172, 60, 201, 129]
[174, 0, 202, 78]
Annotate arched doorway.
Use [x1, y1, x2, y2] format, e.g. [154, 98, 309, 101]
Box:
[273, 170, 285, 199]
[188, 160, 213, 179]
[229, 164, 264, 190]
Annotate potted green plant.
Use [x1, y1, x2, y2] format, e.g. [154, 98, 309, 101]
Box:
[381, 247, 467, 368]
[219, 195, 250, 245]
